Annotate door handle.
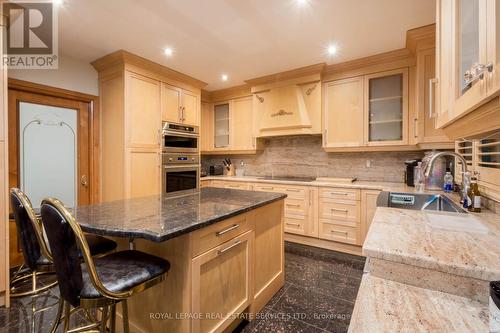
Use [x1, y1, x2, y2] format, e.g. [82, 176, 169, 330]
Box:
[80, 175, 89, 187]
[429, 78, 437, 118]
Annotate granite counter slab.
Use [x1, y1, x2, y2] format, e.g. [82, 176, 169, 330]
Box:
[72, 188, 286, 242]
[348, 274, 489, 333]
[202, 175, 412, 191]
[363, 206, 500, 282]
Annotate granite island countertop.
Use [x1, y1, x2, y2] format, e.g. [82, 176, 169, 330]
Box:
[72, 187, 286, 242]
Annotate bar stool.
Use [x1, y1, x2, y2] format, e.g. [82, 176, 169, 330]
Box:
[40, 198, 170, 333]
[9, 188, 118, 298]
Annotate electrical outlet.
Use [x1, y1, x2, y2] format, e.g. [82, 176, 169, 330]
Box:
[366, 160, 371, 168]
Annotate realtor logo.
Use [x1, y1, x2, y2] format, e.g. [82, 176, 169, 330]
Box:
[2, 1, 58, 69]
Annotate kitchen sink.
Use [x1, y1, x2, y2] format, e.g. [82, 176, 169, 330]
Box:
[376, 191, 467, 214]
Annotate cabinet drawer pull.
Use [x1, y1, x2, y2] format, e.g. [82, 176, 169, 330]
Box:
[261, 187, 274, 190]
[286, 188, 301, 192]
[330, 208, 348, 213]
[330, 230, 348, 236]
[286, 222, 301, 227]
[218, 240, 242, 255]
[228, 185, 241, 188]
[329, 192, 348, 196]
[216, 224, 240, 236]
[286, 203, 301, 208]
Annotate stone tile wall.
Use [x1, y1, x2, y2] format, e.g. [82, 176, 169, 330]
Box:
[202, 136, 425, 183]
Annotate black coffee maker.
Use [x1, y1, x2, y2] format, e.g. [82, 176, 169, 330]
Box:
[404, 159, 421, 186]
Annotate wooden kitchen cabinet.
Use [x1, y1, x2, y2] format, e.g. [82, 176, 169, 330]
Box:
[201, 96, 258, 154]
[364, 68, 409, 146]
[413, 48, 451, 145]
[161, 82, 200, 126]
[92, 50, 205, 202]
[201, 102, 213, 151]
[318, 187, 361, 245]
[127, 72, 161, 148]
[191, 230, 253, 333]
[251, 201, 284, 313]
[435, 0, 500, 131]
[232, 97, 255, 151]
[360, 190, 381, 243]
[128, 149, 161, 198]
[323, 77, 364, 148]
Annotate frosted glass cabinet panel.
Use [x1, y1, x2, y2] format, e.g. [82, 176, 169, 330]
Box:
[214, 103, 230, 148]
[19, 102, 77, 208]
[367, 73, 404, 142]
[458, 0, 480, 95]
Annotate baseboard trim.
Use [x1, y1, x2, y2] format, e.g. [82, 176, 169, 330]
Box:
[284, 233, 364, 256]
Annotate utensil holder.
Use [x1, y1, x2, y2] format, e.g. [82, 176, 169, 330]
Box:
[227, 165, 235, 176]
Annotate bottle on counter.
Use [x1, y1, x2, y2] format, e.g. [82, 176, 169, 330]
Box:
[467, 176, 481, 212]
[443, 170, 453, 193]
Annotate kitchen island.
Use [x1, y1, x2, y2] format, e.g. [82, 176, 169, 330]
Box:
[73, 187, 287, 333]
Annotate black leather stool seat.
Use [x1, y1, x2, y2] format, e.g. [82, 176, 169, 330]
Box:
[85, 234, 117, 256]
[80, 250, 170, 299]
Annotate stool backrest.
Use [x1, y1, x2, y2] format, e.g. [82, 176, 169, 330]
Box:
[10, 188, 52, 270]
[40, 198, 84, 307]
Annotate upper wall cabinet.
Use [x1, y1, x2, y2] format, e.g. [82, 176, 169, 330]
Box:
[161, 82, 200, 126]
[323, 77, 364, 148]
[253, 80, 321, 137]
[201, 96, 259, 154]
[364, 69, 409, 146]
[435, 0, 500, 137]
[323, 68, 409, 150]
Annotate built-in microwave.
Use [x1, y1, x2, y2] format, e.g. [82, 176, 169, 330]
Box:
[162, 122, 199, 153]
[162, 153, 200, 197]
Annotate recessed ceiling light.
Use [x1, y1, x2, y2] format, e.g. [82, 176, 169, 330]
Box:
[164, 47, 173, 57]
[327, 45, 337, 56]
[221, 74, 228, 81]
[53, 0, 64, 5]
[296, 0, 309, 6]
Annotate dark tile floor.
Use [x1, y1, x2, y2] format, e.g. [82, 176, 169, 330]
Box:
[0, 242, 365, 333]
[234, 242, 365, 333]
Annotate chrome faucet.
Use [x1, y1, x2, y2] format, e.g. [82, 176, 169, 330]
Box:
[424, 151, 469, 201]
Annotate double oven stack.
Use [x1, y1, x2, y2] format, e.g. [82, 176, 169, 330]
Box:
[161, 122, 200, 197]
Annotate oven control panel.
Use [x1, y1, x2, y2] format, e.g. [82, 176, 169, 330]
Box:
[162, 153, 199, 165]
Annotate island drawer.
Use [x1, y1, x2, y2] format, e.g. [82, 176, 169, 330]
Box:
[319, 222, 358, 245]
[319, 200, 360, 223]
[191, 214, 251, 257]
[319, 187, 360, 201]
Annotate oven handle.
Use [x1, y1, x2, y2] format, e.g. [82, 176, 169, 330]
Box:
[163, 164, 199, 168]
[162, 130, 200, 138]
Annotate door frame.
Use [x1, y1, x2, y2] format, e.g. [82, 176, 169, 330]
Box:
[8, 78, 100, 203]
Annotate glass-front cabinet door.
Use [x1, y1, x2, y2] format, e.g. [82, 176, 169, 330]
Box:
[364, 68, 408, 146]
[486, 0, 500, 94]
[452, 0, 488, 117]
[213, 103, 230, 149]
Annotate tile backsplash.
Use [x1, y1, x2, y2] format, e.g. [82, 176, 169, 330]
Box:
[202, 136, 425, 183]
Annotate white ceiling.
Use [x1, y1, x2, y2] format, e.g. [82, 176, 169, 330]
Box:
[57, 0, 436, 90]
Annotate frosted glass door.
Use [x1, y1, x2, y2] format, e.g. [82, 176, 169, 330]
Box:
[214, 103, 229, 148]
[458, 0, 480, 95]
[19, 102, 77, 208]
[368, 73, 404, 142]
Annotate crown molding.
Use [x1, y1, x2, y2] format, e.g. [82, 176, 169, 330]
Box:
[244, 63, 325, 86]
[202, 84, 252, 103]
[91, 50, 207, 89]
[406, 24, 436, 54]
